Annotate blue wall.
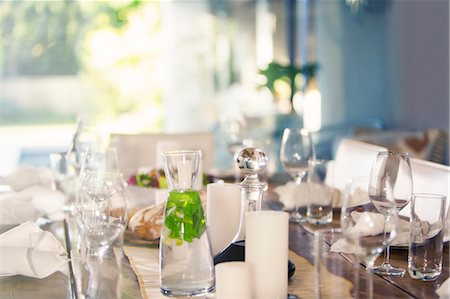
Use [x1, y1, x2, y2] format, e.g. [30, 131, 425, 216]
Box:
[314, 0, 449, 131]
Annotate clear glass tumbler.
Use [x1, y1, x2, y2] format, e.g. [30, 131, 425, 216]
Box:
[408, 193, 447, 281]
[160, 150, 215, 296]
[307, 160, 333, 225]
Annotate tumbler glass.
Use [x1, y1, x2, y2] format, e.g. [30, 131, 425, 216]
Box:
[408, 193, 446, 281]
[307, 160, 333, 225]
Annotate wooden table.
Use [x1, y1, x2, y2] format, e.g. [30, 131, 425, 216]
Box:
[290, 220, 449, 299]
[266, 174, 449, 299]
[0, 186, 448, 298]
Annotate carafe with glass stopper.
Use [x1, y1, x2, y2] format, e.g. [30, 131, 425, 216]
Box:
[213, 148, 296, 279]
[214, 147, 268, 264]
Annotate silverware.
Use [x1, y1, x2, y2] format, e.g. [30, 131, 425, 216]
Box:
[63, 219, 78, 299]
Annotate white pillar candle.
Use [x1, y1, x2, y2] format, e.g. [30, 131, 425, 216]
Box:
[215, 262, 252, 299]
[245, 211, 289, 299]
[206, 183, 241, 256]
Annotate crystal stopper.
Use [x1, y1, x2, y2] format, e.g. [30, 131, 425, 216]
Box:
[236, 148, 268, 212]
[236, 147, 267, 175]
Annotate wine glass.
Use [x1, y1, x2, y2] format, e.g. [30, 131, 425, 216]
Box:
[79, 146, 120, 178]
[49, 152, 77, 212]
[341, 177, 399, 299]
[279, 128, 315, 222]
[220, 116, 248, 180]
[369, 151, 413, 276]
[76, 172, 127, 256]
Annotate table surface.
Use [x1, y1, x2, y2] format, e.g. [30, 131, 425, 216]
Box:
[1, 182, 448, 299]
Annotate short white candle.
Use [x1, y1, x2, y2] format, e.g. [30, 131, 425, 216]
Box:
[245, 211, 289, 299]
[206, 183, 241, 256]
[215, 262, 252, 299]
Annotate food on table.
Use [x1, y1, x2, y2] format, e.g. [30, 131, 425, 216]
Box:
[127, 167, 215, 189]
[128, 203, 165, 240]
[127, 168, 168, 189]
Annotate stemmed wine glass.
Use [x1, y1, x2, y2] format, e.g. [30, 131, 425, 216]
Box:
[369, 151, 413, 276]
[79, 146, 120, 179]
[76, 172, 128, 256]
[220, 116, 248, 180]
[279, 128, 315, 222]
[75, 172, 127, 298]
[341, 177, 399, 299]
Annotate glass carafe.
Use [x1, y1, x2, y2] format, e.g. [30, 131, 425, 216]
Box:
[214, 148, 268, 264]
[160, 150, 215, 297]
[213, 148, 296, 280]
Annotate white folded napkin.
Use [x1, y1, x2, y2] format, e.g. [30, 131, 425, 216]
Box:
[436, 278, 450, 298]
[331, 212, 410, 254]
[0, 221, 67, 278]
[1, 166, 54, 192]
[332, 211, 450, 254]
[0, 186, 66, 225]
[274, 181, 342, 210]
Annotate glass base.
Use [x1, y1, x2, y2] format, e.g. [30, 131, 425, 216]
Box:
[408, 267, 441, 281]
[373, 263, 405, 276]
[289, 215, 306, 223]
[289, 211, 307, 223]
[160, 284, 214, 297]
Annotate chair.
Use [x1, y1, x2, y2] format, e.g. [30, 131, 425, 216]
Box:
[110, 132, 215, 178]
[399, 158, 450, 218]
[330, 138, 387, 191]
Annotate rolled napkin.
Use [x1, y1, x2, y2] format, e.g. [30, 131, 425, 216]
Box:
[436, 278, 450, 298]
[1, 166, 54, 191]
[331, 212, 410, 253]
[0, 186, 66, 225]
[274, 181, 341, 210]
[0, 221, 67, 278]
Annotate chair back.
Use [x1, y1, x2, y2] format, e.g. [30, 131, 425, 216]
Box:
[110, 132, 215, 178]
[399, 158, 450, 218]
[332, 138, 387, 190]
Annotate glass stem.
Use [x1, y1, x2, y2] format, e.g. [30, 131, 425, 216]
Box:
[366, 267, 373, 299]
[382, 215, 391, 266]
[294, 174, 304, 213]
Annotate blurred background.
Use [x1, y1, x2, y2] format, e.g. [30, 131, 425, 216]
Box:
[1, 0, 449, 173]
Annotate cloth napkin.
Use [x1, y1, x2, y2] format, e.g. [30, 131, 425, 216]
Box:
[0, 186, 66, 225]
[331, 212, 410, 254]
[274, 181, 342, 210]
[436, 278, 450, 298]
[0, 221, 67, 278]
[331, 211, 450, 253]
[1, 166, 54, 192]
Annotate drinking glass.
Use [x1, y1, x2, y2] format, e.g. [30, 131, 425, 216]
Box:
[280, 128, 315, 222]
[220, 116, 247, 159]
[369, 151, 413, 276]
[75, 172, 127, 299]
[220, 116, 248, 181]
[49, 152, 77, 212]
[79, 146, 120, 178]
[314, 228, 360, 298]
[307, 160, 333, 225]
[341, 177, 399, 299]
[76, 172, 127, 256]
[67, 126, 101, 174]
[408, 193, 446, 281]
[160, 150, 215, 297]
